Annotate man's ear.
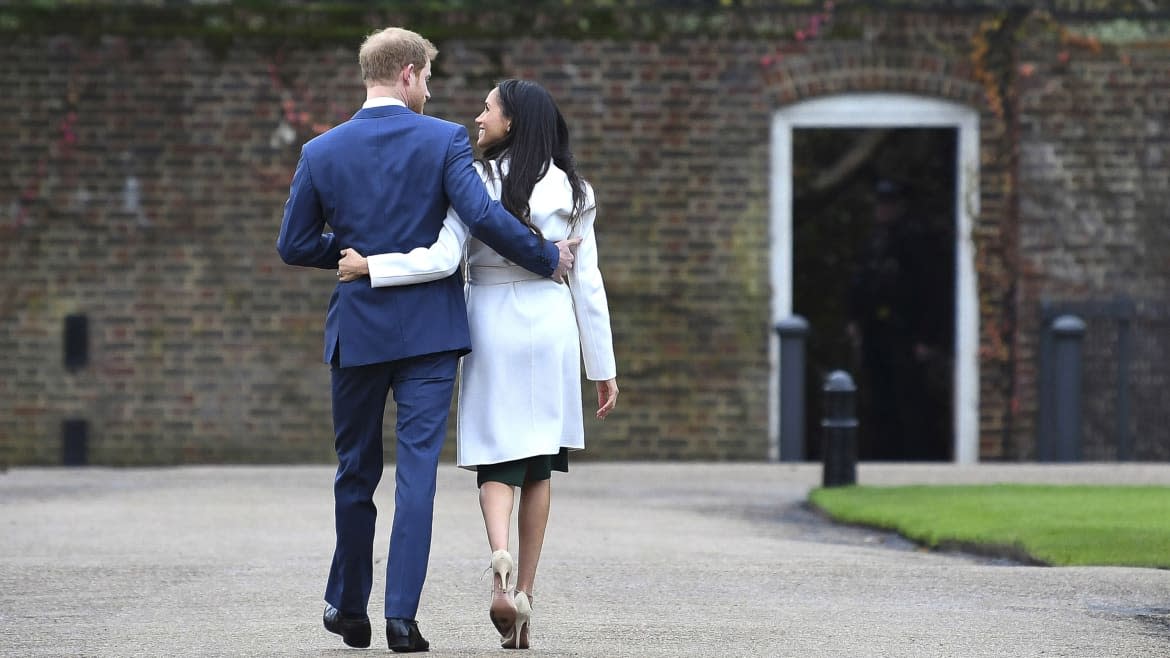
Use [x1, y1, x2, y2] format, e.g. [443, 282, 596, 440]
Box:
[402, 63, 416, 85]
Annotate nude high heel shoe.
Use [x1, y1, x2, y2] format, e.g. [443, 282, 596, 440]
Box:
[488, 550, 517, 636]
[501, 591, 532, 650]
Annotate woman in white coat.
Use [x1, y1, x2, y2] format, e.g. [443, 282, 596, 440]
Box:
[337, 79, 618, 650]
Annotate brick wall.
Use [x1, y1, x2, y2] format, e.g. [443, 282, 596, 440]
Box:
[2, 5, 1168, 465]
[1015, 17, 1170, 458]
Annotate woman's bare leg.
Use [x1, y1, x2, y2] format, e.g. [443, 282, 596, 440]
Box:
[482, 481, 519, 637]
[480, 481, 515, 551]
[515, 478, 551, 594]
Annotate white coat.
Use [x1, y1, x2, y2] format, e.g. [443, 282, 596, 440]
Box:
[366, 160, 616, 468]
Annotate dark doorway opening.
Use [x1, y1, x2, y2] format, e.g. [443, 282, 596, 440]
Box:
[793, 128, 956, 461]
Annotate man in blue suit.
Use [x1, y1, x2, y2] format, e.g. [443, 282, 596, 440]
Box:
[276, 27, 576, 652]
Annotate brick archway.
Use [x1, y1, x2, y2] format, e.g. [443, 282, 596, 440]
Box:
[760, 45, 986, 109]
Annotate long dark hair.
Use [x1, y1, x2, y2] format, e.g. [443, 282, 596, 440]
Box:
[479, 79, 588, 236]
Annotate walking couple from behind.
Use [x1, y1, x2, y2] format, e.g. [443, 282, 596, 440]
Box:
[276, 26, 619, 652]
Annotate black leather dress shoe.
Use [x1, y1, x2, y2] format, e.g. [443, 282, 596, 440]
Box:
[386, 617, 430, 653]
[323, 604, 371, 648]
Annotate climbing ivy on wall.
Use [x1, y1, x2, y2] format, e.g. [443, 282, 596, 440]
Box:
[3, 1, 1166, 47]
[966, 7, 1165, 456]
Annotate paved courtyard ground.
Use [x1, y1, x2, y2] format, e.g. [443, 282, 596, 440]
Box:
[2, 462, 1169, 656]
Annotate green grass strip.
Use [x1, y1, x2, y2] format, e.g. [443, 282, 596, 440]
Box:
[809, 485, 1170, 568]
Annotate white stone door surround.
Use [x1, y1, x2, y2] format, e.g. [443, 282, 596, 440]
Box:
[769, 92, 980, 464]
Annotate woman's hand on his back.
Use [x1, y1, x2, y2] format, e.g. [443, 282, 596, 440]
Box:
[338, 248, 368, 282]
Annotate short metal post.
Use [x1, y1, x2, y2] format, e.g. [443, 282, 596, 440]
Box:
[822, 370, 858, 487]
[62, 313, 90, 465]
[1051, 315, 1085, 462]
[775, 316, 809, 462]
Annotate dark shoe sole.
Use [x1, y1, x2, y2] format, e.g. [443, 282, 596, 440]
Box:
[327, 625, 371, 649]
[340, 632, 372, 649]
[388, 636, 430, 653]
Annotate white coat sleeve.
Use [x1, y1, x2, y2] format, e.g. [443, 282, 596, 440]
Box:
[366, 208, 469, 287]
[566, 186, 617, 381]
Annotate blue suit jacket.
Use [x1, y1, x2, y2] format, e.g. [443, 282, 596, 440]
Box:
[276, 104, 559, 367]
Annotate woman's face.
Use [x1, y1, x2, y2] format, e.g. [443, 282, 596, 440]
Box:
[475, 87, 510, 149]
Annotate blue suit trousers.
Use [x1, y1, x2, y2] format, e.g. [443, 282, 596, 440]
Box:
[324, 350, 459, 620]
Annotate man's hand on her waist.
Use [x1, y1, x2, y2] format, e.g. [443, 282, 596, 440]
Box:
[550, 238, 581, 284]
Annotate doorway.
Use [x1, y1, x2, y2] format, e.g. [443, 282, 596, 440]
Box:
[793, 128, 956, 460]
[768, 93, 980, 463]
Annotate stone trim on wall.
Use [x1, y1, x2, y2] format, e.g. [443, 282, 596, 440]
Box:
[769, 92, 982, 463]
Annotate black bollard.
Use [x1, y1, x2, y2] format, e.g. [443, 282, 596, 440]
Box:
[775, 316, 809, 462]
[1051, 315, 1085, 462]
[822, 370, 858, 487]
[62, 314, 90, 465]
